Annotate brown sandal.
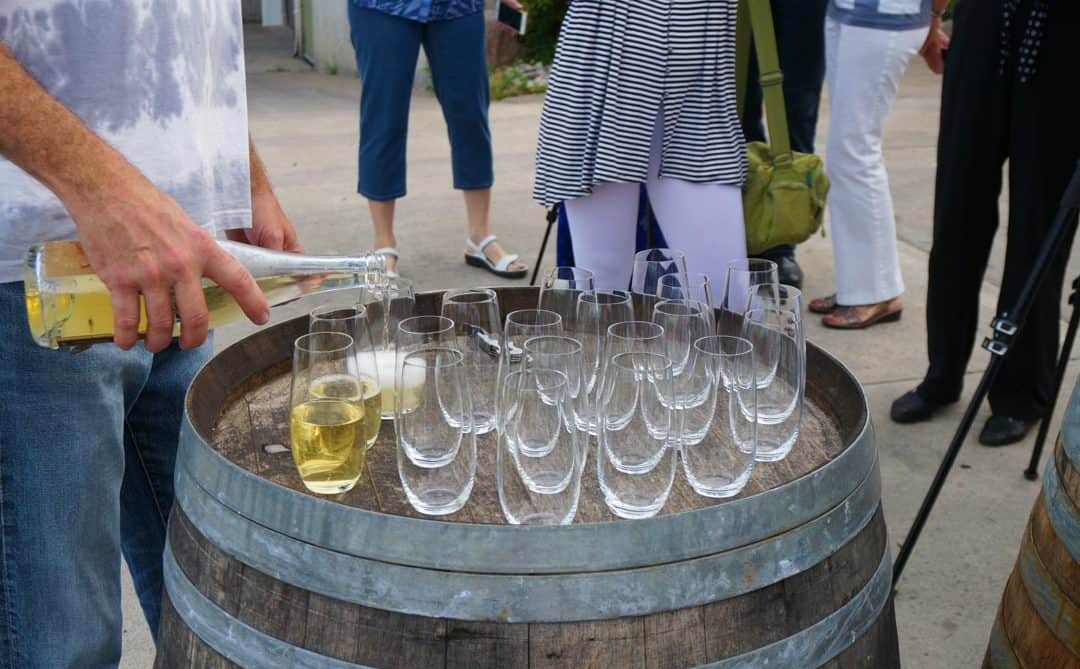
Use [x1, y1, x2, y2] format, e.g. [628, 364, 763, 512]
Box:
[809, 294, 838, 314]
[822, 299, 903, 330]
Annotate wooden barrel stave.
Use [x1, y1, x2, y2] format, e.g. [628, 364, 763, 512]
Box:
[157, 287, 899, 668]
[984, 435, 1080, 668]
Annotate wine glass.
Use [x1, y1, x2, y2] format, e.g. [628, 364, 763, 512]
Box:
[720, 258, 778, 315]
[361, 276, 416, 419]
[596, 351, 678, 519]
[497, 368, 582, 525]
[441, 288, 501, 435]
[309, 304, 382, 449]
[522, 336, 590, 470]
[748, 283, 803, 319]
[497, 309, 564, 415]
[632, 248, 689, 315]
[395, 348, 477, 515]
[289, 332, 368, 495]
[539, 266, 597, 326]
[576, 291, 634, 435]
[394, 315, 455, 425]
[742, 307, 805, 462]
[657, 272, 714, 309]
[679, 335, 756, 497]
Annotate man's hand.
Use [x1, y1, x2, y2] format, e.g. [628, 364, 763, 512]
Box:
[0, 42, 267, 353]
[919, 21, 950, 75]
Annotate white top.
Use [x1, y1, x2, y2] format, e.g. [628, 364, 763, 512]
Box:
[0, 0, 252, 282]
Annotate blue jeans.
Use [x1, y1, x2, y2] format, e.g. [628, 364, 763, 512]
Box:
[0, 282, 211, 668]
[349, 7, 494, 201]
[742, 0, 829, 260]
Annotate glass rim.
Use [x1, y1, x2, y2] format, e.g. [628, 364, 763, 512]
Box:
[522, 334, 583, 356]
[294, 331, 355, 354]
[502, 366, 569, 389]
[633, 247, 687, 263]
[443, 287, 498, 304]
[506, 308, 563, 328]
[694, 334, 754, 358]
[609, 350, 673, 373]
[777, 283, 802, 298]
[544, 265, 597, 281]
[309, 303, 367, 322]
[607, 320, 665, 341]
[745, 306, 801, 320]
[727, 258, 778, 274]
[397, 314, 455, 336]
[654, 299, 708, 316]
[580, 289, 632, 305]
[400, 346, 466, 369]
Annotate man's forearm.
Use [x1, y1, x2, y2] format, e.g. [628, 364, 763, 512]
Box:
[248, 138, 273, 197]
[0, 41, 134, 209]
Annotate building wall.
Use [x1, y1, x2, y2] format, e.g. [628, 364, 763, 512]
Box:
[308, 2, 360, 76]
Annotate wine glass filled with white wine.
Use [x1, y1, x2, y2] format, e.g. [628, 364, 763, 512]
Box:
[289, 332, 369, 495]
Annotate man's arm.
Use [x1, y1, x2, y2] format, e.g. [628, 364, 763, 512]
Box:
[226, 139, 303, 252]
[0, 42, 268, 352]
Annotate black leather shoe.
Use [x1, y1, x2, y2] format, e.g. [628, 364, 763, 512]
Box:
[776, 256, 804, 289]
[979, 415, 1036, 447]
[890, 390, 950, 424]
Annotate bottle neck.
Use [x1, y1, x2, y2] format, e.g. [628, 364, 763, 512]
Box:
[218, 241, 386, 279]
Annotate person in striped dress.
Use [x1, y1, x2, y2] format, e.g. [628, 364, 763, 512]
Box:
[533, 0, 747, 294]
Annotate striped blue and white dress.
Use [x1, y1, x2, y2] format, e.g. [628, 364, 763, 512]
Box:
[533, 0, 747, 207]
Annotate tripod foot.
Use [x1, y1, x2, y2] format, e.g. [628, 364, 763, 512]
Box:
[1024, 468, 1040, 481]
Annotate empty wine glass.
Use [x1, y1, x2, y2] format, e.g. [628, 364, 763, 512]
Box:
[309, 304, 382, 449]
[441, 288, 501, 434]
[361, 276, 416, 419]
[395, 315, 455, 426]
[657, 272, 714, 308]
[742, 307, 805, 462]
[679, 336, 756, 497]
[597, 351, 678, 519]
[289, 332, 367, 495]
[652, 300, 714, 448]
[497, 309, 564, 414]
[523, 336, 590, 466]
[632, 248, 689, 315]
[576, 291, 634, 435]
[721, 259, 778, 315]
[539, 266, 597, 330]
[749, 283, 803, 319]
[497, 368, 582, 525]
[605, 321, 667, 361]
[395, 348, 477, 515]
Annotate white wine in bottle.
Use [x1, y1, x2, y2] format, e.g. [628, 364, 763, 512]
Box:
[23, 240, 386, 349]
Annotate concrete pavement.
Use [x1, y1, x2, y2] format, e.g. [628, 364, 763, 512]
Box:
[120, 33, 1079, 668]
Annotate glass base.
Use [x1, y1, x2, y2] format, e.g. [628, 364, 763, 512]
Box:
[755, 436, 795, 463]
[602, 491, 670, 519]
[683, 465, 753, 498]
[300, 477, 361, 495]
[404, 482, 473, 516]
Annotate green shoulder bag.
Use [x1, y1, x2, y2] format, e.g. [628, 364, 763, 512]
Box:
[736, 0, 829, 256]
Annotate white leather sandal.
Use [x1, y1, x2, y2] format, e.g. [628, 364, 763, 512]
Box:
[464, 235, 527, 279]
[374, 247, 400, 279]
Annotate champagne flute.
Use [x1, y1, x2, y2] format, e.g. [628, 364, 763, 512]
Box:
[538, 266, 597, 336]
[576, 291, 634, 435]
[742, 307, 805, 462]
[394, 315, 455, 430]
[361, 277, 416, 419]
[309, 304, 382, 449]
[289, 332, 367, 495]
[631, 248, 689, 316]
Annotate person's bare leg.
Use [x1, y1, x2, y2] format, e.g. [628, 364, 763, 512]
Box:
[463, 188, 525, 270]
[369, 199, 398, 274]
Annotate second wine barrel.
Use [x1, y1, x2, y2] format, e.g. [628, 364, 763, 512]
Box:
[156, 286, 899, 668]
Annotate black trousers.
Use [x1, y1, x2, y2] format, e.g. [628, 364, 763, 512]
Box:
[917, 0, 1080, 419]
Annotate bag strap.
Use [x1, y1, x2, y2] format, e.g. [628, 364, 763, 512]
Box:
[735, 0, 793, 165]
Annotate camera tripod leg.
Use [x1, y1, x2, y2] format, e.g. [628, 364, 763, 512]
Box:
[1024, 276, 1080, 480]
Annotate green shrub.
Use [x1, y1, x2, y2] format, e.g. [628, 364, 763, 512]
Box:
[489, 63, 547, 101]
[520, 0, 568, 64]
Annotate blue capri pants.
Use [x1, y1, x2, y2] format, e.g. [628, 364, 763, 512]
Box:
[348, 6, 494, 201]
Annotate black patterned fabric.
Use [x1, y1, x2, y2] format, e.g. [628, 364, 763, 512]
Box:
[1000, 0, 1048, 83]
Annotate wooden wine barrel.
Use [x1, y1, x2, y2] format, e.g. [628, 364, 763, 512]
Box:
[156, 286, 899, 668]
[984, 397, 1080, 668]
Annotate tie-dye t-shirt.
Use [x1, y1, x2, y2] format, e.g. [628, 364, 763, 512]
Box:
[0, 1, 251, 282]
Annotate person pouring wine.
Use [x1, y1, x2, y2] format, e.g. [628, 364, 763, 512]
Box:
[0, 2, 302, 665]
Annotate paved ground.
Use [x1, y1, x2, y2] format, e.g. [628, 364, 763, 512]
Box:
[121, 28, 1080, 667]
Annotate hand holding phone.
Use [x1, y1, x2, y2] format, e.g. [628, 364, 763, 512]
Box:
[496, 0, 528, 35]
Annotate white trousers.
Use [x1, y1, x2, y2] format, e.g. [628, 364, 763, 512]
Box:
[824, 17, 923, 305]
[563, 119, 746, 296]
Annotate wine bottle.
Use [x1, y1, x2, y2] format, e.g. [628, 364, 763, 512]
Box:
[23, 240, 386, 349]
